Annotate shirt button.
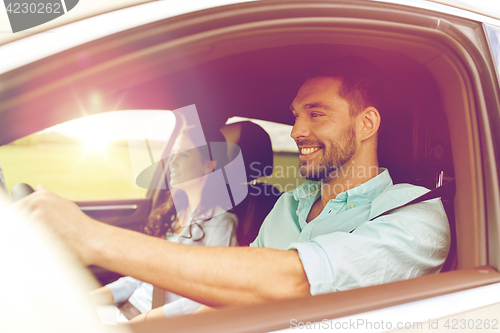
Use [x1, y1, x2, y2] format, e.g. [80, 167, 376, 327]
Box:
[296, 210, 299, 216]
[349, 204, 355, 209]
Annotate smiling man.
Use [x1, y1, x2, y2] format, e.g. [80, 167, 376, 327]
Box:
[16, 56, 450, 312]
[249, 57, 450, 294]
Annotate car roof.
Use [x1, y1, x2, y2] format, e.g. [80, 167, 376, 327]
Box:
[429, 0, 500, 20]
[0, 0, 497, 144]
[1, 0, 500, 75]
[0, 0, 257, 74]
[0, 0, 154, 46]
[379, 0, 500, 21]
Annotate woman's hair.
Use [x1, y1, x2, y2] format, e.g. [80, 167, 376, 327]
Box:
[144, 127, 228, 240]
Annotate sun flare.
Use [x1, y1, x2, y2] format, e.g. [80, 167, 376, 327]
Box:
[81, 135, 110, 153]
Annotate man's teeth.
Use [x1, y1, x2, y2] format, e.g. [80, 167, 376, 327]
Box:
[301, 148, 320, 155]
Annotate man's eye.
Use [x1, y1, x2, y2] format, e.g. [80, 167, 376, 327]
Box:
[311, 112, 322, 117]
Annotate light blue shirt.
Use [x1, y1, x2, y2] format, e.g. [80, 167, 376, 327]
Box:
[250, 169, 450, 295]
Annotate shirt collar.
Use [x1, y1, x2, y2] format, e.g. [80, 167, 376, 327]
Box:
[292, 168, 393, 205]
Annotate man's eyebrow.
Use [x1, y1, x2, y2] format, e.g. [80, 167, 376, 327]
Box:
[289, 102, 333, 112]
[303, 102, 333, 110]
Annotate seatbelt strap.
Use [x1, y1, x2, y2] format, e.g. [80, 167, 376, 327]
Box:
[348, 179, 455, 234]
[368, 179, 456, 221]
[118, 300, 141, 320]
[152, 286, 166, 309]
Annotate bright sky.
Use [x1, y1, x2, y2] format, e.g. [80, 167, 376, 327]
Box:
[43, 113, 297, 152]
[42, 110, 176, 143]
[226, 117, 297, 152]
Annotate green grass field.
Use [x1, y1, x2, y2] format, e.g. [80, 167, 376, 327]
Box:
[0, 143, 146, 200]
[0, 144, 304, 201]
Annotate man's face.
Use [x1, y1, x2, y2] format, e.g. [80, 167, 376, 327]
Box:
[290, 77, 357, 181]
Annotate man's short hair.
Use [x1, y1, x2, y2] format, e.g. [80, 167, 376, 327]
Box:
[307, 56, 388, 117]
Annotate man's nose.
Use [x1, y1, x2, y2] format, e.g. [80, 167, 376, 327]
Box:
[290, 115, 310, 141]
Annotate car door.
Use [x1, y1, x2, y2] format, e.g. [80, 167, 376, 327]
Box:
[3, 0, 500, 331]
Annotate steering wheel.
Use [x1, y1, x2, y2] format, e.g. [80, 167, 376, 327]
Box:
[11, 183, 34, 201]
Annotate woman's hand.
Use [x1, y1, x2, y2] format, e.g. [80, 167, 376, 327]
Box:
[128, 306, 165, 324]
[89, 286, 114, 305]
[192, 305, 215, 314]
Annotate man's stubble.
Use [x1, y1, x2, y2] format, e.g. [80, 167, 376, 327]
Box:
[298, 123, 357, 182]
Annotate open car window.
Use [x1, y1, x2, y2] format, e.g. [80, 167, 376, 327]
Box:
[226, 116, 305, 192]
[0, 110, 175, 200]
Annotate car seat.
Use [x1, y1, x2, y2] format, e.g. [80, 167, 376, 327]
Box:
[221, 121, 281, 246]
[378, 79, 457, 272]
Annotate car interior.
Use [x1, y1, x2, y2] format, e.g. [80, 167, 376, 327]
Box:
[219, 120, 282, 246]
[1, 1, 499, 329]
[79, 42, 473, 287]
[112, 39, 475, 273]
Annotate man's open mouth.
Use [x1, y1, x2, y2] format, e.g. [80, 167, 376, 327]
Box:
[300, 147, 321, 156]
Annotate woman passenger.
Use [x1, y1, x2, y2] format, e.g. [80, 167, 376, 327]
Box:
[90, 127, 237, 323]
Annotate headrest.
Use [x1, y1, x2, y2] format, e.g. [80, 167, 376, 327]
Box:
[220, 121, 273, 182]
[378, 85, 453, 189]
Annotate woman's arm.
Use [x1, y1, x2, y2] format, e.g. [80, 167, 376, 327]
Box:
[127, 306, 164, 324]
[89, 286, 114, 305]
[192, 305, 215, 314]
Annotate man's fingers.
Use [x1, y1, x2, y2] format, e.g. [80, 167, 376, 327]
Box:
[12, 191, 34, 213]
[12, 185, 48, 214]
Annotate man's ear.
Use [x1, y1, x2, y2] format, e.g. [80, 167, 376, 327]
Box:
[358, 107, 381, 142]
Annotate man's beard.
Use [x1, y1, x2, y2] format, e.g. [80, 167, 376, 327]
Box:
[298, 124, 357, 182]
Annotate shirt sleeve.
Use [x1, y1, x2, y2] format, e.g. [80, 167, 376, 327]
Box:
[249, 235, 262, 247]
[106, 276, 144, 304]
[162, 298, 203, 317]
[288, 198, 450, 295]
